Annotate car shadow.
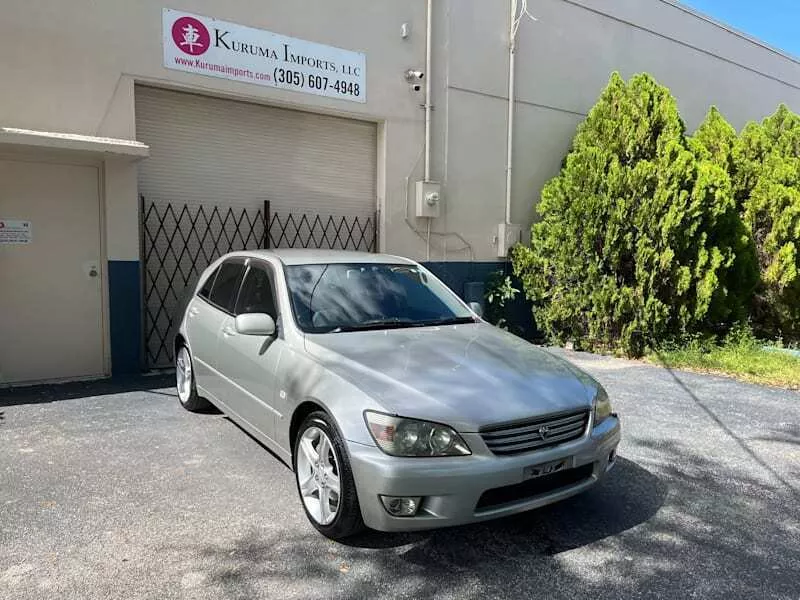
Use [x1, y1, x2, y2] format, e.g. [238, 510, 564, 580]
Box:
[189, 397, 223, 414]
[344, 456, 664, 559]
[0, 373, 226, 415]
[177, 455, 671, 600]
[223, 415, 289, 463]
[0, 374, 177, 407]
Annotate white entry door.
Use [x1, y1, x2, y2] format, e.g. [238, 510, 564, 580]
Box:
[0, 159, 105, 384]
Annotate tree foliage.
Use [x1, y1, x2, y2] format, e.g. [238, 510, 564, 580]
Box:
[512, 73, 756, 356]
[484, 271, 520, 332]
[690, 107, 760, 320]
[690, 106, 737, 175]
[732, 104, 800, 338]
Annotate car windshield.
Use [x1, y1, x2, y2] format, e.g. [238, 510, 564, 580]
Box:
[284, 263, 476, 333]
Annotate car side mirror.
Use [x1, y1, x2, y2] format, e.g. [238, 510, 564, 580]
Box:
[468, 302, 483, 318]
[235, 313, 276, 336]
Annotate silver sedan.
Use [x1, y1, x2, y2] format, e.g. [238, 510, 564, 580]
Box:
[175, 250, 621, 539]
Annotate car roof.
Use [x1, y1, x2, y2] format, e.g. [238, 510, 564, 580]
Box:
[228, 249, 418, 266]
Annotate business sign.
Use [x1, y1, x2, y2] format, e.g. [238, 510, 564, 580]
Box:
[0, 219, 32, 245]
[163, 9, 366, 103]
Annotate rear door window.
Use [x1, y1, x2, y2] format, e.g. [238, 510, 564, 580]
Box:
[208, 260, 245, 313]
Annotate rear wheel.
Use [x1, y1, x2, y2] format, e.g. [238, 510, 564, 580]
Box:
[176, 345, 210, 412]
[294, 411, 365, 540]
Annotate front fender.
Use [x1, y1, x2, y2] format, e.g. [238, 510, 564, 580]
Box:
[278, 348, 383, 449]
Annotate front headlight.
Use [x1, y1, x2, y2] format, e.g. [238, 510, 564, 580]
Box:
[364, 411, 471, 457]
[593, 386, 613, 426]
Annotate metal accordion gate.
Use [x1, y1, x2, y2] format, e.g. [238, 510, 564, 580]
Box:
[139, 197, 377, 369]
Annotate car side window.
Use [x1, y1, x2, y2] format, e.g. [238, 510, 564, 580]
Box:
[208, 260, 246, 313]
[198, 267, 219, 299]
[235, 263, 277, 317]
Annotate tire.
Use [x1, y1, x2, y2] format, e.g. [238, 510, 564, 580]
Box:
[293, 411, 365, 540]
[175, 345, 211, 413]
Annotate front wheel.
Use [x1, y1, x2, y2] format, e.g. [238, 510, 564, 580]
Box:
[294, 412, 365, 540]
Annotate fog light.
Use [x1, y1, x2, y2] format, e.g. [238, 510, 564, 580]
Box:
[380, 496, 421, 517]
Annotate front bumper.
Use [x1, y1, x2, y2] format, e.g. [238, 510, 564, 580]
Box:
[347, 416, 620, 532]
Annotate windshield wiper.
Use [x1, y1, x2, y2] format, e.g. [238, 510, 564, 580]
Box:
[326, 316, 476, 333]
[333, 318, 418, 332]
[413, 316, 477, 327]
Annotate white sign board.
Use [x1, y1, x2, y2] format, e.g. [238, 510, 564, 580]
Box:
[163, 9, 366, 103]
[0, 219, 32, 245]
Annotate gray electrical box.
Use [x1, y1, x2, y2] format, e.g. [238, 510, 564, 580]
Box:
[496, 222, 522, 257]
[415, 181, 442, 218]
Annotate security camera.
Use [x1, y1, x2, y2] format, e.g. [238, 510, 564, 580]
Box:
[405, 69, 425, 82]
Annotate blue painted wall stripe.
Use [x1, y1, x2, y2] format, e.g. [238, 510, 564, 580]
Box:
[108, 260, 142, 376]
[422, 261, 506, 301]
[423, 260, 539, 340]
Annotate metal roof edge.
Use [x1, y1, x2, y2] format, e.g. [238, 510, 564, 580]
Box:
[659, 0, 800, 66]
[0, 127, 150, 159]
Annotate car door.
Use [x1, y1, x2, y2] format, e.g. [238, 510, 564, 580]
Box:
[216, 259, 284, 441]
[186, 259, 245, 401]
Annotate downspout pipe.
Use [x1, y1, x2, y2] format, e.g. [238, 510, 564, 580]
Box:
[505, 0, 517, 225]
[408, 0, 475, 260]
[424, 0, 433, 182]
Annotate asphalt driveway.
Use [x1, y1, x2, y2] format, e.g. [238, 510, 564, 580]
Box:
[1, 350, 799, 599]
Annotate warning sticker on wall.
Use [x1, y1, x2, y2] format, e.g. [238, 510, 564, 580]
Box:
[0, 219, 32, 244]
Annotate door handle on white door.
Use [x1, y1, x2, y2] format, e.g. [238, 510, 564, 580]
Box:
[222, 326, 237, 337]
[82, 261, 100, 280]
[189, 307, 199, 317]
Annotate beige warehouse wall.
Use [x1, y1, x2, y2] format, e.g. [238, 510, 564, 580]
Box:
[513, 0, 800, 128]
[4, 0, 800, 263]
[0, 1, 426, 131]
[104, 159, 140, 262]
[443, 0, 800, 253]
[0, 0, 430, 260]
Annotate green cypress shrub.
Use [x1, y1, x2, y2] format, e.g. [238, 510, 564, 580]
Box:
[689, 107, 759, 323]
[691, 106, 737, 174]
[733, 104, 800, 339]
[512, 73, 751, 356]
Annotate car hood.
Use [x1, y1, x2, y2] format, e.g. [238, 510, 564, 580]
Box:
[304, 323, 598, 432]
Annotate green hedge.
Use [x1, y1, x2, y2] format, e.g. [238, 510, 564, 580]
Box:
[511, 72, 800, 356]
[733, 105, 800, 339]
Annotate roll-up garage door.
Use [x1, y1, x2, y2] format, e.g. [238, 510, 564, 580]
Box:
[135, 86, 377, 217]
[135, 86, 377, 368]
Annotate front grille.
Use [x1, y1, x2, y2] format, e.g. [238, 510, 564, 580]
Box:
[476, 463, 594, 511]
[480, 409, 590, 456]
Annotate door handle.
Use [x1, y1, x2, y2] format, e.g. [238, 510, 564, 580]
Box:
[189, 307, 199, 317]
[222, 326, 237, 337]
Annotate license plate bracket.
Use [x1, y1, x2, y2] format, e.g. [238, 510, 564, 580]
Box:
[524, 457, 570, 480]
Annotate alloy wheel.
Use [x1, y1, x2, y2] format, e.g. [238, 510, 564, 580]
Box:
[296, 426, 341, 525]
[176, 346, 193, 404]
